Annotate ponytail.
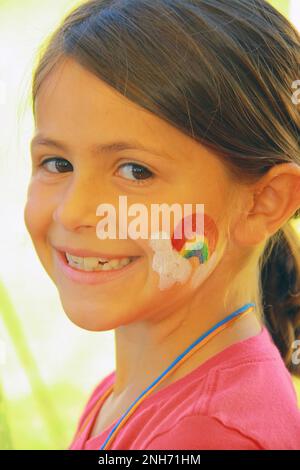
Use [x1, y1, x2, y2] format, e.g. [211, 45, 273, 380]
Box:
[260, 214, 300, 377]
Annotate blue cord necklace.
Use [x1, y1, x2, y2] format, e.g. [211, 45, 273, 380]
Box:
[95, 302, 256, 449]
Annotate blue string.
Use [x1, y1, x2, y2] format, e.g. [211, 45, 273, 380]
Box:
[99, 302, 255, 449]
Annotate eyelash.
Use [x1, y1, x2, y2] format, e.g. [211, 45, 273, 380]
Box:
[38, 157, 154, 184]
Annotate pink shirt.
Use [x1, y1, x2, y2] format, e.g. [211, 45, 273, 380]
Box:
[69, 326, 300, 450]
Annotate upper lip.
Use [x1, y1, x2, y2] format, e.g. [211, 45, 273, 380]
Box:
[53, 245, 139, 260]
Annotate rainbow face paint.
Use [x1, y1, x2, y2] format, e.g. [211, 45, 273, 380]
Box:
[171, 212, 218, 264]
[149, 212, 219, 291]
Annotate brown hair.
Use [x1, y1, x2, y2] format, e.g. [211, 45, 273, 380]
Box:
[31, 0, 300, 376]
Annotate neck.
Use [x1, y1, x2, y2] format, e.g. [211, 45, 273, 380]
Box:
[111, 277, 262, 401]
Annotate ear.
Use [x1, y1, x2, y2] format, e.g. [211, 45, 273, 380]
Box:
[232, 163, 300, 247]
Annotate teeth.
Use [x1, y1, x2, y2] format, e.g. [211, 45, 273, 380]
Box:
[109, 259, 120, 268]
[65, 253, 133, 271]
[84, 257, 100, 270]
[120, 258, 131, 266]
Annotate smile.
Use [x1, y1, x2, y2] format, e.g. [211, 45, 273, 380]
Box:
[53, 249, 141, 285]
[65, 253, 135, 271]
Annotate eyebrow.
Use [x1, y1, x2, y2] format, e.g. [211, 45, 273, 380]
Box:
[30, 135, 174, 161]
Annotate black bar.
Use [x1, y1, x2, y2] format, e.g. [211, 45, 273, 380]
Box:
[0, 450, 299, 467]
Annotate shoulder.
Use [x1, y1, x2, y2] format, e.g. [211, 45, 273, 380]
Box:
[202, 343, 300, 449]
[146, 326, 300, 450]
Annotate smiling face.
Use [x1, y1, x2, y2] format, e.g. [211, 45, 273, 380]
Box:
[24, 57, 236, 331]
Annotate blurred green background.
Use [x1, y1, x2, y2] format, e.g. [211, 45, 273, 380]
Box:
[0, 0, 299, 450]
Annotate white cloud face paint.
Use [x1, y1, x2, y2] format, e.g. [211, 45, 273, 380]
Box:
[149, 212, 220, 291]
[149, 232, 192, 290]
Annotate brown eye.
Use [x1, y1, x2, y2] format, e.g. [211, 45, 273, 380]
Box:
[117, 163, 153, 182]
[40, 157, 73, 173]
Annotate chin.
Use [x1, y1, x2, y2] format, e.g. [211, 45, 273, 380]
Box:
[59, 296, 120, 331]
[60, 296, 136, 331]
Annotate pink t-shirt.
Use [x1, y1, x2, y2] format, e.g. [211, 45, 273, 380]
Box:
[69, 325, 300, 450]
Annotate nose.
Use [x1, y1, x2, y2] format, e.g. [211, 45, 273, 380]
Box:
[52, 173, 109, 232]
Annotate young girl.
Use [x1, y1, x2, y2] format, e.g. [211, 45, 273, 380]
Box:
[24, 0, 300, 450]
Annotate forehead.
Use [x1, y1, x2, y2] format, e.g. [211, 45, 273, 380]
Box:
[34, 58, 182, 155]
[33, 57, 225, 181]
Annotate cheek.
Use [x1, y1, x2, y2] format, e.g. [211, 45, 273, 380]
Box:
[149, 213, 221, 291]
[181, 213, 222, 289]
[24, 181, 52, 240]
[149, 232, 193, 291]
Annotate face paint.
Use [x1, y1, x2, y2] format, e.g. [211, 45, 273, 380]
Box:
[149, 231, 192, 290]
[172, 212, 220, 289]
[149, 213, 220, 291]
[171, 212, 217, 261]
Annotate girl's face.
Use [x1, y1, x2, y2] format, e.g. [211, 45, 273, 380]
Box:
[24, 58, 236, 331]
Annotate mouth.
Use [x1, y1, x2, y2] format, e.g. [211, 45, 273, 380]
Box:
[64, 251, 137, 271]
[53, 248, 142, 285]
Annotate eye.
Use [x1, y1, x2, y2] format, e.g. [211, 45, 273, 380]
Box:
[39, 157, 73, 173]
[117, 162, 154, 183]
